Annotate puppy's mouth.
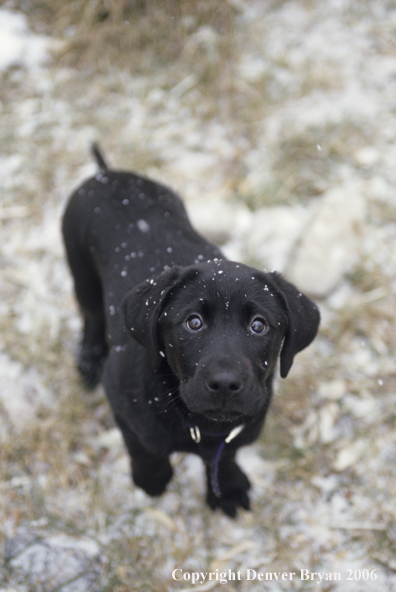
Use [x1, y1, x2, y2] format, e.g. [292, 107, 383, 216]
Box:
[202, 409, 245, 423]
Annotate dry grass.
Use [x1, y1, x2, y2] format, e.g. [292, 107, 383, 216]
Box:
[17, 0, 239, 89]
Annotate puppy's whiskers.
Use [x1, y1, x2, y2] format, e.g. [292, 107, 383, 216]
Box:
[271, 399, 293, 421]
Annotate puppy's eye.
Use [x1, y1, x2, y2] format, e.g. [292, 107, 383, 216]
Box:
[185, 314, 204, 331]
[250, 317, 268, 335]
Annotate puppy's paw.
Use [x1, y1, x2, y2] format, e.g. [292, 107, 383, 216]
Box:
[132, 458, 173, 497]
[206, 462, 251, 518]
[207, 487, 251, 518]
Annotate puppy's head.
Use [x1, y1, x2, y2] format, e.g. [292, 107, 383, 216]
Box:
[122, 260, 320, 422]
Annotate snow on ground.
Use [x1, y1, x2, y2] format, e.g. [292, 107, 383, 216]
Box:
[0, 1, 396, 590]
[0, 8, 49, 71]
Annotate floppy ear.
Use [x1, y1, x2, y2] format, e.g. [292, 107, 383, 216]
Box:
[121, 267, 182, 370]
[269, 272, 320, 378]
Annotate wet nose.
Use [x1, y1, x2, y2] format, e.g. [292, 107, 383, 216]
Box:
[206, 370, 243, 397]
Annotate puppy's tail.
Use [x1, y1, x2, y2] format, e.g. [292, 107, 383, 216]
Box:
[91, 143, 108, 170]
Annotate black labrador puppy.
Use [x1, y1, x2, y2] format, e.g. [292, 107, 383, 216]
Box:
[62, 146, 320, 517]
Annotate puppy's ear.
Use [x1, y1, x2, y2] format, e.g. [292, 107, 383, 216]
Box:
[269, 272, 320, 378]
[121, 267, 182, 370]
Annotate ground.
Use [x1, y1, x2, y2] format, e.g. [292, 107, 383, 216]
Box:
[0, 1, 396, 590]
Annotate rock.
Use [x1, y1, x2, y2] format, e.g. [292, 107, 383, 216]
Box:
[0, 354, 52, 431]
[7, 530, 104, 592]
[187, 198, 252, 245]
[318, 402, 339, 444]
[244, 205, 311, 271]
[318, 380, 347, 401]
[332, 440, 365, 472]
[285, 181, 367, 297]
[353, 146, 380, 168]
[89, 428, 123, 453]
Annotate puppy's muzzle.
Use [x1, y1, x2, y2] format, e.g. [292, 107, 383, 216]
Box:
[205, 369, 244, 399]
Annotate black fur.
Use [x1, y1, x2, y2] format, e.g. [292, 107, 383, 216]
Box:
[62, 146, 320, 517]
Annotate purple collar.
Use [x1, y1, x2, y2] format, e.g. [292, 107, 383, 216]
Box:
[190, 423, 245, 498]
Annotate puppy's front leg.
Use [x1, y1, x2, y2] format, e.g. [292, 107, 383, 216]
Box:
[205, 450, 251, 518]
[115, 416, 173, 497]
[78, 316, 108, 389]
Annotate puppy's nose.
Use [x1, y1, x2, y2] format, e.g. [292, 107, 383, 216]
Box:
[206, 370, 243, 397]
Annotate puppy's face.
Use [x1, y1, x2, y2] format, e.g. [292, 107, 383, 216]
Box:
[122, 260, 320, 423]
[158, 261, 287, 421]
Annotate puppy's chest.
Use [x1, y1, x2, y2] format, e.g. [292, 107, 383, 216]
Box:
[155, 402, 234, 458]
[160, 414, 227, 458]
